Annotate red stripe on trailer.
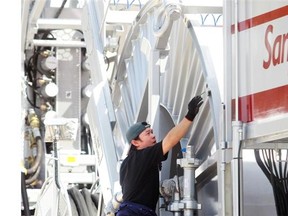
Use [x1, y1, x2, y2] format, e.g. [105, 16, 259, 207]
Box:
[232, 84, 288, 123]
[231, 5, 288, 34]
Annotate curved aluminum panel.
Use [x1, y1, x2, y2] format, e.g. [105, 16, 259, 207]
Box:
[111, 0, 222, 165]
[110, 3, 223, 214]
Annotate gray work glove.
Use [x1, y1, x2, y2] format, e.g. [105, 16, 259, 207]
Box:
[185, 95, 203, 121]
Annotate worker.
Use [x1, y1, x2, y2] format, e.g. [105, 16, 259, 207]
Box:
[115, 95, 203, 216]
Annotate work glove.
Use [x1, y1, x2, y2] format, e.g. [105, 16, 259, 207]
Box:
[185, 95, 203, 121]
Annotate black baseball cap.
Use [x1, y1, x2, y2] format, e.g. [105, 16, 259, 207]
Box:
[126, 122, 151, 144]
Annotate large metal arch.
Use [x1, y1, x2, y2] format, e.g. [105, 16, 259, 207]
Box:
[110, 2, 224, 215]
[111, 1, 222, 160]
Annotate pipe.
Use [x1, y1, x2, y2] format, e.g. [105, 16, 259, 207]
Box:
[177, 146, 201, 215]
[53, 136, 61, 189]
[25, 165, 41, 185]
[232, 121, 243, 216]
[234, 0, 239, 121]
[33, 39, 86, 48]
[220, 103, 227, 216]
[25, 137, 43, 175]
[21, 172, 31, 216]
[24, 109, 43, 185]
[182, 146, 196, 216]
[173, 188, 182, 216]
[232, 0, 244, 215]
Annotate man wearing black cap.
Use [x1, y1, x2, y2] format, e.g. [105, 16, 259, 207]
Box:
[116, 95, 203, 216]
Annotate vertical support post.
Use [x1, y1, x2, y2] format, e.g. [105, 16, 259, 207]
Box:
[220, 103, 227, 216]
[231, 121, 243, 216]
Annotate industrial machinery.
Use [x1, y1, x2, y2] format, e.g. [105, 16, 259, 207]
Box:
[21, 0, 288, 215]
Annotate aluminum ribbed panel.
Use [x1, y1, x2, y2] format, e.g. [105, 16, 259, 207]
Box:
[112, 7, 221, 162]
[110, 2, 223, 215]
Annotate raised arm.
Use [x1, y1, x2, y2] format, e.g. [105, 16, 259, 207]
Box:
[162, 96, 203, 155]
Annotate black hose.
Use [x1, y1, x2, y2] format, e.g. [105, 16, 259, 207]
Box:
[25, 165, 41, 185]
[21, 172, 31, 216]
[254, 149, 288, 215]
[54, 0, 68, 18]
[26, 138, 43, 175]
[23, 137, 43, 185]
[284, 151, 288, 193]
[68, 187, 90, 216]
[53, 138, 61, 189]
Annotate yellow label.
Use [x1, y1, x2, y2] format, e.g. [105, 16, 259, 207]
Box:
[67, 156, 77, 163]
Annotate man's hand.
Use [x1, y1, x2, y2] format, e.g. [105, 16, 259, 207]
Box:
[185, 95, 203, 121]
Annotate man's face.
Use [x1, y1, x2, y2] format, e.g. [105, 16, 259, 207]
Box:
[132, 128, 156, 149]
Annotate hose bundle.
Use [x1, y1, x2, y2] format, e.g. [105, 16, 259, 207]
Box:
[254, 149, 288, 215]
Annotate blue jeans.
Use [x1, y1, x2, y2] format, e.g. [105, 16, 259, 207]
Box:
[116, 201, 157, 216]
